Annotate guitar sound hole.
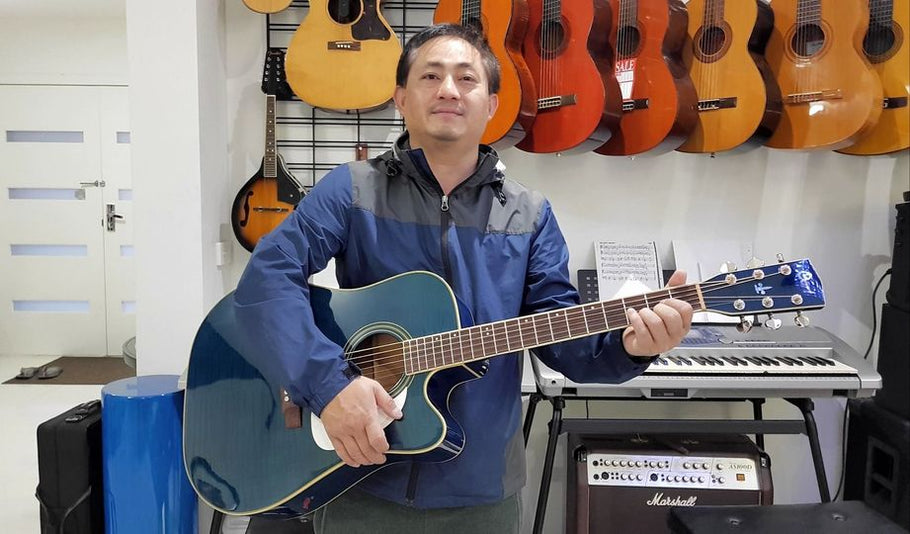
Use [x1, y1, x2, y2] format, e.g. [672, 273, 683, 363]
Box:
[863, 24, 896, 58]
[699, 26, 726, 56]
[539, 21, 566, 60]
[616, 26, 642, 58]
[791, 24, 826, 58]
[353, 333, 405, 393]
[328, 0, 361, 25]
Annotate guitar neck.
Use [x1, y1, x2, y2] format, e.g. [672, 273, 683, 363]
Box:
[704, 0, 725, 24]
[460, 0, 481, 27]
[869, 0, 894, 25]
[403, 283, 705, 374]
[797, 0, 822, 24]
[542, 0, 562, 25]
[618, 0, 639, 30]
[264, 95, 277, 178]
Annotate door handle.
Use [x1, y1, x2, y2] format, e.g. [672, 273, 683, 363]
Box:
[80, 180, 106, 188]
[106, 203, 124, 232]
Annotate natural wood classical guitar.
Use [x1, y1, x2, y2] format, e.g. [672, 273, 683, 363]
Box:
[765, 0, 883, 150]
[517, 0, 622, 154]
[677, 0, 782, 154]
[231, 50, 305, 253]
[839, 0, 909, 155]
[242, 0, 292, 14]
[433, 0, 538, 148]
[595, 0, 698, 156]
[285, 0, 401, 111]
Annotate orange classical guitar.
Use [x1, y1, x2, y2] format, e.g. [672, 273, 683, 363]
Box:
[516, 0, 622, 154]
[764, 0, 883, 150]
[595, 0, 698, 156]
[434, 0, 537, 148]
[677, 0, 782, 154]
[839, 0, 909, 155]
[285, 0, 401, 111]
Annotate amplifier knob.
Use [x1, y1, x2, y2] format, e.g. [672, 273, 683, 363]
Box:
[620, 474, 627, 480]
[698, 477, 705, 483]
[682, 476, 689, 482]
[636, 461, 643, 467]
[716, 463, 724, 470]
[718, 476, 726, 484]
[683, 462, 691, 469]
[636, 474, 643, 481]
[702, 463, 709, 469]
[619, 461, 626, 467]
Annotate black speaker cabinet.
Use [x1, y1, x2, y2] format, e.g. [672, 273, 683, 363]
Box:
[887, 193, 909, 312]
[567, 434, 772, 534]
[845, 398, 910, 530]
[876, 303, 910, 419]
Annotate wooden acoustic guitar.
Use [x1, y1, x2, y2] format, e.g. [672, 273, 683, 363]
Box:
[516, 0, 622, 154]
[839, 0, 909, 155]
[765, 0, 883, 150]
[183, 260, 825, 516]
[231, 50, 305, 253]
[242, 0, 292, 14]
[595, 0, 698, 156]
[433, 0, 538, 148]
[677, 0, 782, 154]
[285, 0, 401, 111]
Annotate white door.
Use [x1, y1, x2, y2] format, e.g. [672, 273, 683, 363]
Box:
[0, 85, 134, 356]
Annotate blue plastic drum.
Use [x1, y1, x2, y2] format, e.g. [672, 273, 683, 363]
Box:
[101, 375, 197, 533]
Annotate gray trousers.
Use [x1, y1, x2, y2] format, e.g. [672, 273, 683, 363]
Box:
[312, 488, 521, 534]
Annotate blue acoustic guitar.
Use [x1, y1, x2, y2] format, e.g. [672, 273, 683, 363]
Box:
[182, 259, 824, 516]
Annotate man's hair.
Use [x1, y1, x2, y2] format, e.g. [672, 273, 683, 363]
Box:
[395, 23, 501, 95]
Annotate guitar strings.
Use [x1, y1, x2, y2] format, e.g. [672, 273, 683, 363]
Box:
[338, 271, 805, 379]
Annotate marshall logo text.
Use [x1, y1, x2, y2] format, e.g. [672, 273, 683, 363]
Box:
[646, 492, 698, 507]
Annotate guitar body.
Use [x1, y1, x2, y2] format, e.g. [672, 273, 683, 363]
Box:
[839, 0, 910, 155]
[765, 0, 883, 150]
[231, 156, 303, 253]
[285, 0, 402, 111]
[596, 0, 698, 156]
[677, 0, 781, 153]
[433, 0, 538, 148]
[183, 272, 483, 515]
[517, 0, 621, 154]
[242, 0, 292, 14]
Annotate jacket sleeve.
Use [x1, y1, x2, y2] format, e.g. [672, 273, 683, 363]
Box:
[522, 200, 651, 384]
[232, 165, 355, 416]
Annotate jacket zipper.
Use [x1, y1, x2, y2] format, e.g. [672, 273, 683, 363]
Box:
[405, 463, 421, 505]
[440, 194, 454, 284]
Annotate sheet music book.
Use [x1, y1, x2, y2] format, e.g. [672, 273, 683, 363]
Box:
[594, 241, 663, 301]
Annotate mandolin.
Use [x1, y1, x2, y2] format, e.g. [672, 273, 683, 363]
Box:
[433, 0, 538, 148]
[242, 0, 292, 14]
[839, 0, 909, 155]
[285, 0, 402, 111]
[677, 0, 782, 154]
[231, 50, 305, 253]
[764, 0, 883, 150]
[516, 0, 622, 154]
[595, 0, 698, 156]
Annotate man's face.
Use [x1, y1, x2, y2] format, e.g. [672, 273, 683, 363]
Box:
[393, 36, 498, 148]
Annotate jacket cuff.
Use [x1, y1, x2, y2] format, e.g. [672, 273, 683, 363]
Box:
[294, 361, 361, 416]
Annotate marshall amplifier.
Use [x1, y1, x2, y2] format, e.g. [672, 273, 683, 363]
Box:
[567, 433, 773, 534]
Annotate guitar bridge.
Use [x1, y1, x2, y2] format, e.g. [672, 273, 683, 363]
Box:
[622, 99, 650, 112]
[281, 389, 303, 429]
[538, 95, 577, 110]
[784, 90, 843, 104]
[697, 97, 738, 111]
[327, 41, 362, 51]
[253, 207, 291, 213]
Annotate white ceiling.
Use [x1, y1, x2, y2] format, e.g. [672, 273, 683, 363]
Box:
[0, 0, 125, 19]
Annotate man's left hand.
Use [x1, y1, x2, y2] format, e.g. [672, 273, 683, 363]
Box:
[622, 270, 694, 357]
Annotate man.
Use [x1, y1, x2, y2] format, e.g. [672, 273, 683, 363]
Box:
[234, 23, 693, 533]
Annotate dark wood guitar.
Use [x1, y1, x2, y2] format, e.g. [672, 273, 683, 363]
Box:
[231, 50, 305, 253]
[765, 0, 883, 150]
[516, 0, 622, 154]
[839, 0, 909, 155]
[285, 0, 401, 111]
[677, 0, 782, 154]
[183, 261, 825, 516]
[595, 0, 698, 156]
[434, 0, 538, 148]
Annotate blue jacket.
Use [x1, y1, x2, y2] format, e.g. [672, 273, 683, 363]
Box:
[233, 134, 651, 508]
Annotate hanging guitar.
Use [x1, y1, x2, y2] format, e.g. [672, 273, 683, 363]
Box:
[183, 259, 825, 516]
[231, 49, 305, 253]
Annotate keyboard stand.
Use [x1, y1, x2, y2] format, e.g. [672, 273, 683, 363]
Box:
[522, 393, 832, 534]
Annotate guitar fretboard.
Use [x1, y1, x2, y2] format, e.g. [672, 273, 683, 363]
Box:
[796, 0, 822, 25]
[402, 284, 704, 375]
[704, 0, 726, 25]
[264, 95, 277, 178]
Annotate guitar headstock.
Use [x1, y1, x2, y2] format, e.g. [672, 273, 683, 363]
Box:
[699, 259, 824, 328]
[261, 48, 293, 100]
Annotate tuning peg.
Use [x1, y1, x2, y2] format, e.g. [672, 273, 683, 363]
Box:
[737, 317, 754, 333]
[745, 257, 765, 269]
[763, 315, 782, 330]
[794, 311, 810, 328]
[721, 261, 737, 273]
[776, 253, 786, 263]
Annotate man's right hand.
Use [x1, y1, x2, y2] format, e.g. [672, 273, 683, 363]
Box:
[319, 376, 403, 467]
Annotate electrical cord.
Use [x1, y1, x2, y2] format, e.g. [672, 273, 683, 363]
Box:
[832, 268, 891, 501]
